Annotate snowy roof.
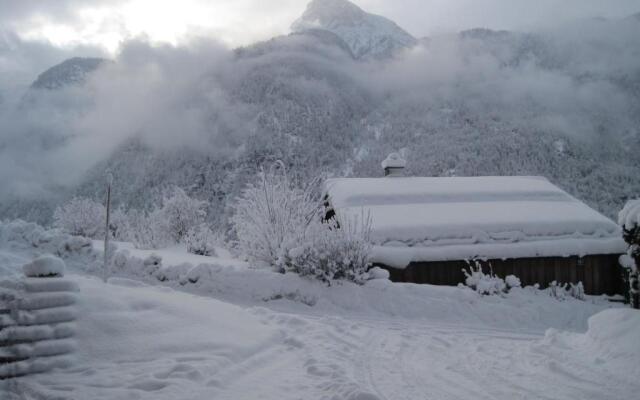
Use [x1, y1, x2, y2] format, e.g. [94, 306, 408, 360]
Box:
[324, 176, 626, 268]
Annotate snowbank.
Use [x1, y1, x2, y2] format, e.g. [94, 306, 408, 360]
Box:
[542, 309, 640, 381]
[0, 220, 101, 278]
[101, 245, 617, 333]
[3, 275, 283, 399]
[72, 276, 280, 364]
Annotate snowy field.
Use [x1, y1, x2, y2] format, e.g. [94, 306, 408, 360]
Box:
[2, 221, 639, 400]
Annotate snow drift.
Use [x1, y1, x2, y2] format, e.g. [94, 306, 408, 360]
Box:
[541, 309, 640, 382]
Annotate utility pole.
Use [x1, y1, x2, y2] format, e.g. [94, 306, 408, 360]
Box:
[104, 172, 113, 283]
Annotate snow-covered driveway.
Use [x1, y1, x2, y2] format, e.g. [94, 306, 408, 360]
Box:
[6, 275, 638, 400]
[219, 312, 637, 400]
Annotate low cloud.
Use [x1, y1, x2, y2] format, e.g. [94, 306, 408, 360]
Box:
[0, 10, 638, 211]
[0, 37, 253, 199]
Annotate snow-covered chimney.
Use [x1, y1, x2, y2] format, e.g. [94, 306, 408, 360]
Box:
[382, 152, 406, 177]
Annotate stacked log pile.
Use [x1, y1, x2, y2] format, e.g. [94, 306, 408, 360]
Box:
[0, 256, 78, 379]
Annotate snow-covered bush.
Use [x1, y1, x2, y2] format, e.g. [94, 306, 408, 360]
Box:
[125, 208, 172, 250]
[548, 281, 586, 301]
[0, 220, 101, 278]
[119, 188, 206, 250]
[76, 188, 204, 250]
[231, 165, 372, 284]
[569, 282, 586, 300]
[231, 165, 320, 268]
[462, 261, 587, 300]
[108, 206, 130, 241]
[286, 216, 372, 285]
[505, 275, 521, 289]
[462, 261, 507, 295]
[159, 187, 207, 243]
[619, 200, 639, 308]
[185, 224, 219, 256]
[53, 197, 106, 239]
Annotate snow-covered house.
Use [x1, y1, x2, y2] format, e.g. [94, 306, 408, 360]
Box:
[323, 159, 626, 294]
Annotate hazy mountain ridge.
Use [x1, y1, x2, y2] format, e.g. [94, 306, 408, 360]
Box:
[2, 0, 640, 226]
[30, 57, 108, 90]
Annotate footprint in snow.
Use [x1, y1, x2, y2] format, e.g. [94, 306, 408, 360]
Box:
[153, 363, 203, 382]
[128, 379, 170, 391]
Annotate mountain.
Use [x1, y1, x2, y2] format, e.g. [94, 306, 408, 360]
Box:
[1, 0, 639, 227]
[457, 28, 562, 69]
[291, 0, 417, 59]
[30, 57, 108, 90]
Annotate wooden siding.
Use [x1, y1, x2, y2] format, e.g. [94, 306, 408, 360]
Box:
[380, 254, 623, 295]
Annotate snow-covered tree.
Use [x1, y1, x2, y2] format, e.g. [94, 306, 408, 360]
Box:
[94, 187, 207, 250]
[185, 223, 219, 256]
[159, 187, 207, 243]
[231, 165, 372, 284]
[108, 206, 130, 241]
[53, 197, 106, 239]
[619, 199, 640, 308]
[231, 165, 320, 268]
[125, 208, 172, 250]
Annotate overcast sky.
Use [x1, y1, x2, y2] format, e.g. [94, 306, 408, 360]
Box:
[2, 0, 639, 53]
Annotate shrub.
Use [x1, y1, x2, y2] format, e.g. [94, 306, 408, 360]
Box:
[108, 206, 130, 241]
[231, 164, 372, 284]
[159, 187, 207, 243]
[505, 274, 521, 289]
[286, 216, 372, 285]
[53, 197, 106, 239]
[114, 188, 207, 250]
[185, 224, 219, 256]
[462, 261, 507, 295]
[231, 165, 319, 268]
[126, 208, 172, 250]
[548, 281, 586, 301]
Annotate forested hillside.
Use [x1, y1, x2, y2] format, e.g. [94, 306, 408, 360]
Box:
[1, 0, 639, 227]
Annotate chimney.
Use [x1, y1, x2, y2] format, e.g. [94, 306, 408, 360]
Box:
[382, 152, 406, 177]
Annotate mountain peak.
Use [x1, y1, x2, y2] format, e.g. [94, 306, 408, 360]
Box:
[292, 0, 416, 59]
[31, 57, 108, 90]
[297, 0, 367, 24]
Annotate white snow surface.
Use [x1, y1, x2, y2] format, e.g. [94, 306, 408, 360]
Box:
[291, 0, 417, 59]
[2, 221, 639, 399]
[22, 255, 65, 278]
[324, 176, 625, 267]
[541, 308, 640, 379]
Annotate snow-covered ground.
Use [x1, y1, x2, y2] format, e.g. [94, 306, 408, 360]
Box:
[2, 221, 639, 399]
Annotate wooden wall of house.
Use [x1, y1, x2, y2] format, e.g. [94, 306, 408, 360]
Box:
[380, 254, 623, 295]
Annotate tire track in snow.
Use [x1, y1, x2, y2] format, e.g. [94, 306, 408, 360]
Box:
[347, 320, 635, 400]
